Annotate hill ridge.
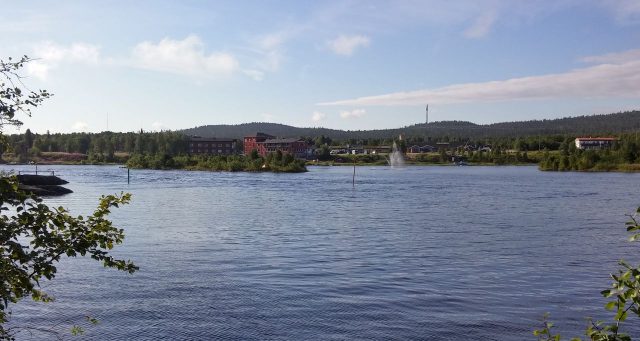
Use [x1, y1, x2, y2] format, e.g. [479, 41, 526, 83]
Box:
[181, 110, 640, 140]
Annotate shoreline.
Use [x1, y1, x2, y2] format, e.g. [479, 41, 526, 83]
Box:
[4, 160, 639, 173]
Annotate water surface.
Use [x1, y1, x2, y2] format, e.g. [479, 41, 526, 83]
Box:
[5, 165, 640, 340]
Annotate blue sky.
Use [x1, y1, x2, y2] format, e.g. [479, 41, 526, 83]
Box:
[1, 0, 640, 133]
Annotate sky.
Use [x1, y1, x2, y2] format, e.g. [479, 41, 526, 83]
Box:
[1, 0, 640, 133]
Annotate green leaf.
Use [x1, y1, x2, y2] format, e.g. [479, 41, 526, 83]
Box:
[605, 301, 617, 310]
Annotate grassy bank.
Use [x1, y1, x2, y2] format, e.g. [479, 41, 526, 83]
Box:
[126, 153, 307, 173]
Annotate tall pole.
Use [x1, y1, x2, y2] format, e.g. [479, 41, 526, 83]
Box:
[426, 104, 429, 125]
[425, 104, 429, 143]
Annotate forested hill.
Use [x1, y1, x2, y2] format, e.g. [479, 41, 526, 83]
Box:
[182, 111, 640, 140]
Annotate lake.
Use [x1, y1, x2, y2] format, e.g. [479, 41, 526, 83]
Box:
[5, 165, 640, 340]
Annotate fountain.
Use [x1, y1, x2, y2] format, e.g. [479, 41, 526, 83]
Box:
[388, 141, 405, 168]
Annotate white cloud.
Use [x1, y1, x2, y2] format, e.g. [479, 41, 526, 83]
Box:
[27, 42, 100, 80]
[72, 121, 89, 132]
[249, 32, 290, 75]
[151, 121, 167, 131]
[311, 111, 327, 122]
[320, 49, 640, 106]
[463, 12, 496, 39]
[131, 35, 238, 77]
[340, 109, 366, 118]
[327, 35, 370, 56]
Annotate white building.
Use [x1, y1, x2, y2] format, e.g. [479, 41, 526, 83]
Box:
[574, 137, 616, 150]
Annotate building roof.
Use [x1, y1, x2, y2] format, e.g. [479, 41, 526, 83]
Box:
[575, 137, 617, 141]
[263, 138, 304, 143]
[189, 136, 236, 142]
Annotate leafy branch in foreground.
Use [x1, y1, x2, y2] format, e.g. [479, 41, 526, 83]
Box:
[0, 177, 138, 339]
[0, 55, 137, 340]
[534, 207, 640, 340]
[0, 56, 51, 129]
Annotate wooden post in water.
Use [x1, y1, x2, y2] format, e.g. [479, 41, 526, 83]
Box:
[127, 168, 130, 184]
[352, 158, 356, 188]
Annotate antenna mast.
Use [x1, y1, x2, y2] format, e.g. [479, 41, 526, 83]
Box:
[425, 104, 429, 125]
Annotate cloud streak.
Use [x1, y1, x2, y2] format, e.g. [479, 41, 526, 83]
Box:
[340, 109, 366, 118]
[320, 50, 640, 106]
[463, 12, 496, 39]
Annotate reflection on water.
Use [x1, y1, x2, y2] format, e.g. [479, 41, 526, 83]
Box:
[4, 165, 640, 340]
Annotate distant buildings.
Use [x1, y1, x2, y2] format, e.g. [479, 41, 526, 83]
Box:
[244, 132, 308, 159]
[189, 136, 237, 155]
[329, 146, 392, 155]
[407, 145, 436, 153]
[574, 137, 616, 150]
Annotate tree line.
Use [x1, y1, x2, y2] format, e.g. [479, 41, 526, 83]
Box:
[3, 127, 638, 168]
[5, 130, 190, 162]
[539, 133, 640, 171]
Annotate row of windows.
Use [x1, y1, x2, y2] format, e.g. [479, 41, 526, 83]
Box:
[189, 149, 234, 154]
[190, 143, 232, 148]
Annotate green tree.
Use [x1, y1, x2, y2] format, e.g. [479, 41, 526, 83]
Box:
[23, 129, 33, 150]
[250, 149, 259, 160]
[0, 56, 137, 339]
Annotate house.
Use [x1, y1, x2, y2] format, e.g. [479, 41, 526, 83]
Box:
[189, 136, 237, 155]
[575, 137, 616, 150]
[366, 146, 391, 154]
[436, 142, 450, 150]
[407, 145, 436, 153]
[244, 132, 308, 158]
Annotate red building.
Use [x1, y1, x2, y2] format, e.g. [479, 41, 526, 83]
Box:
[244, 132, 308, 158]
[243, 132, 274, 156]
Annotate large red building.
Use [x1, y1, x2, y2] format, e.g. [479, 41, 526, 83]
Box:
[243, 132, 273, 156]
[244, 132, 308, 158]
